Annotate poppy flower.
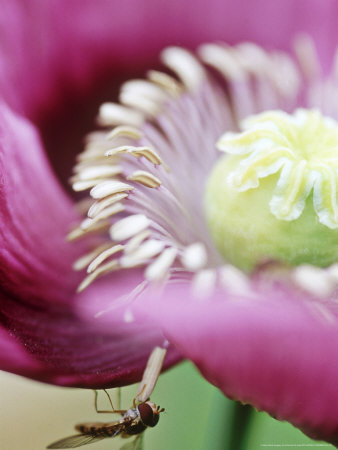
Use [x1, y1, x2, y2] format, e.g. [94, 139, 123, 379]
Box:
[2, 0, 338, 446]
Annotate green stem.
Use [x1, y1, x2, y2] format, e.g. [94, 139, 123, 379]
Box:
[222, 402, 254, 450]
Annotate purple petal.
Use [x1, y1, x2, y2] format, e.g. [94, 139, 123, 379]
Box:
[130, 288, 338, 445]
[1, 0, 338, 121]
[0, 316, 45, 374]
[0, 101, 83, 305]
[1, 0, 338, 395]
[1, 281, 180, 388]
[0, 101, 179, 384]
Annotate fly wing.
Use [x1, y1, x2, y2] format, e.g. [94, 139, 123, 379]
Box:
[119, 434, 144, 450]
[47, 434, 106, 448]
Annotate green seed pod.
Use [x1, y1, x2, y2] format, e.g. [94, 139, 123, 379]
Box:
[205, 109, 338, 271]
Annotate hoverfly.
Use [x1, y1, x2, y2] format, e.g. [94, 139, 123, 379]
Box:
[47, 346, 167, 450]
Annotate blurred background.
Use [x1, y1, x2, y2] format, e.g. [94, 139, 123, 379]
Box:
[0, 362, 332, 450]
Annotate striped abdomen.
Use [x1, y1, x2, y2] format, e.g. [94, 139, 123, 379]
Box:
[75, 422, 121, 437]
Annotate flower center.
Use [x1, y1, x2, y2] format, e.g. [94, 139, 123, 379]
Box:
[70, 38, 338, 302]
[205, 109, 338, 271]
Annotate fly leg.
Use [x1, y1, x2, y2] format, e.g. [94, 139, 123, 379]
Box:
[93, 389, 126, 414]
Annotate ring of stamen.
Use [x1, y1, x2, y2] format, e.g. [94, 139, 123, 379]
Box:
[70, 38, 338, 305]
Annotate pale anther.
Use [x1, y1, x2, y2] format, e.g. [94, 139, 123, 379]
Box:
[120, 240, 165, 268]
[73, 243, 113, 271]
[104, 145, 136, 157]
[81, 203, 125, 230]
[90, 180, 134, 199]
[106, 125, 143, 141]
[293, 34, 321, 80]
[110, 214, 151, 241]
[87, 244, 124, 273]
[292, 265, 336, 298]
[73, 180, 109, 192]
[219, 265, 253, 296]
[76, 165, 123, 181]
[192, 269, 217, 300]
[88, 193, 128, 218]
[199, 43, 246, 81]
[124, 230, 151, 255]
[181, 243, 207, 271]
[98, 102, 144, 127]
[129, 147, 164, 166]
[120, 90, 161, 116]
[145, 247, 178, 281]
[161, 47, 205, 91]
[87, 202, 125, 223]
[122, 79, 168, 102]
[67, 220, 110, 241]
[147, 70, 182, 96]
[77, 260, 119, 293]
[127, 170, 162, 188]
[120, 80, 168, 115]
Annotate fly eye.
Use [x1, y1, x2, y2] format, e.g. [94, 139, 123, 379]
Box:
[137, 402, 160, 427]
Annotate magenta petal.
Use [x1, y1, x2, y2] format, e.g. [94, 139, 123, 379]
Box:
[0, 318, 45, 374]
[0, 101, 83, 305]
[2, 0, 338, 120]
[2, 0, 338, 402]
[0, 102, 179, 383]
[132, 291, 338, 444]
[0, 286, 180, 388]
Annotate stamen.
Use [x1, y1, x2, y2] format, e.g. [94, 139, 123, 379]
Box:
[88, 193, 128, 218]
[147, 70, 182, 96]
[80, 203, 125, 230]
[161, 47, 205, 90]
[73, 243, 113, 271]
[181, 243, 207, 271]
[120, 240, 165, 268]
[199, 43, 245, 81]
[74, 165, 123, 181]
[128, 147, 164, 166]
[67, 220, 110, 241]
[87, 244, 124, 273]
[77, 259, 119, 292]
[90, 181, 134, 199]
[219, 265, 253, 296]
[107, 125, 143, 140]
[293, 34, 321, 80]
[191, 269, 217, 300]
[127, 170, 162, 188]
[110, 214, 151, 241]
[104, 145, 139, 157]
[292, 265, 336, 298]
[98, 102, 144, 127]
[124, 230, 151, 255]
[145, 248, 178, 281]
[120, 80, 169, 116]
[73, 180, 109, 192]
[72, 39, 338, 303]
